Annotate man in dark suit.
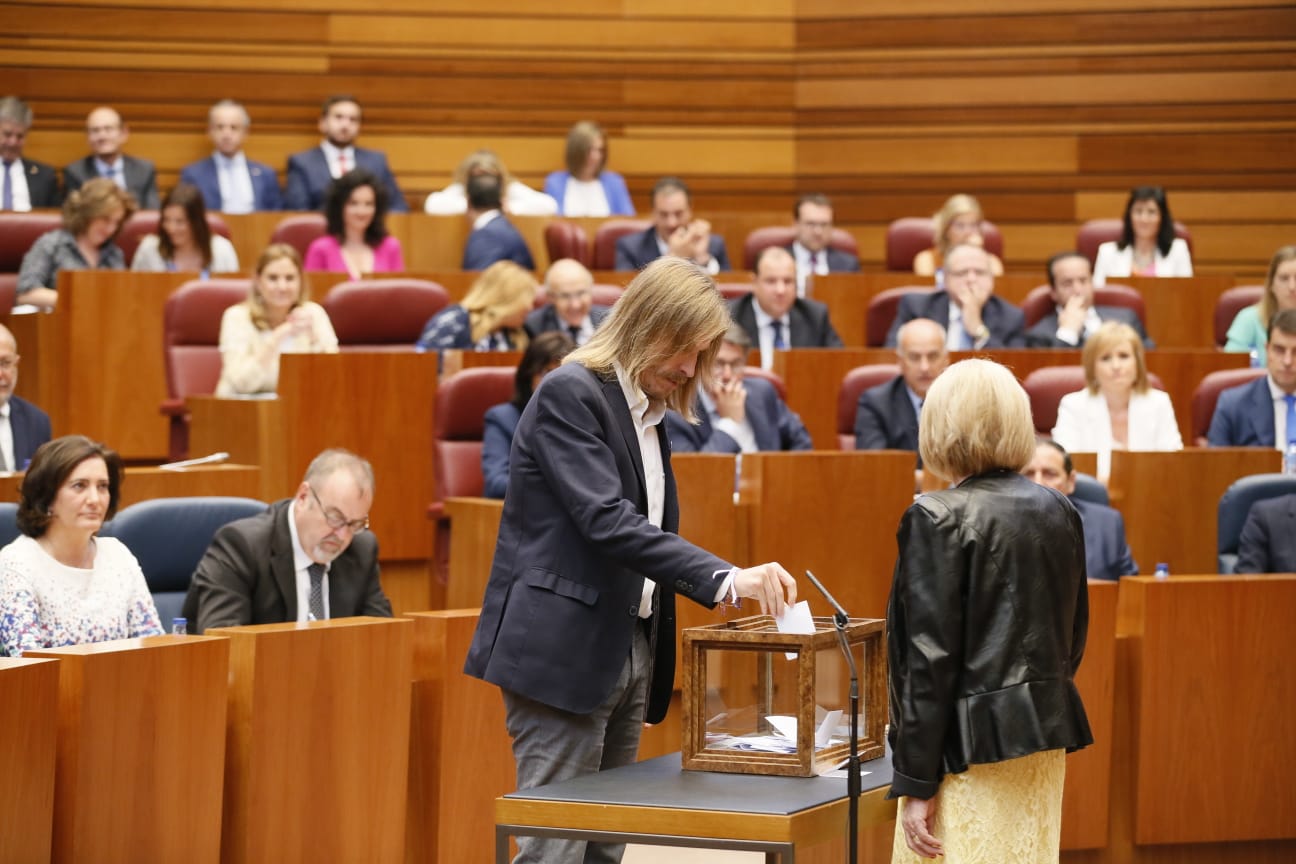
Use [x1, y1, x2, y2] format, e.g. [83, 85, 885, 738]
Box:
[524, 258, 609, 345]
[1023, 440, 1138, 581]
[283, 95, 407, 212]
[0, 96, 61, 210]
[1208, 309, 1296, 448]
[885, 244, 1026, 349]
[729, 246, 843, 369]
[1026, 251, 1151, 348]
[464, 258, 796, 864]
[665, 324, 811, 453]
[179, 99, 282, 213]
[0, 323, 51, 471]
[614, 176, 730, 272]
[788, 193, 859, 296]
[461, 173, 534, 270]
[1236, 493, 1296, 574]
[63, 106, 160, 208]
[182, 449, 392, 634]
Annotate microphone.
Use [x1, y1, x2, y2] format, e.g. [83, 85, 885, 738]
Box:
[804, 569, 849, 627]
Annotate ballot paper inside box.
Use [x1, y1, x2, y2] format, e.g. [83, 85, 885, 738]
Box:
[681, 614, 887, 777]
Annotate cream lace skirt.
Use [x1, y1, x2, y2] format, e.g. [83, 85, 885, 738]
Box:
[891, 748, 1066, 864]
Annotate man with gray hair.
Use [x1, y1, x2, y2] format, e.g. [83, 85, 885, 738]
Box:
[0, 96, 61, 210]
[180, 99, 283, 213]
[182, 448, 391, 633]
[524, 258, 610, 346]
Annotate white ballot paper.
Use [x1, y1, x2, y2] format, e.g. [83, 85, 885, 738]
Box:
[775, 599, 814, 659]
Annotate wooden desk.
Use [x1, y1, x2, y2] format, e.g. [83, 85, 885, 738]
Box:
[27, 635, 230, 864]
[0, 657, 59, 864]
[186, 397, 289, 502]
[1063, 580, 1117, 850]
[444, 496, 503, 609]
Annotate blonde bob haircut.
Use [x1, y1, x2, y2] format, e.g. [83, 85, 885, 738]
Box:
[451, 149, 513, 189]
[1081, 321, 1148, 394]
[919, 358, 1036, 482]
[1258, 245, 1296, 327]
[461, 260, 537, 347]
[566, 257, 729, 421]
[933, 193, 984, 255]
[246, 243, 307, 331]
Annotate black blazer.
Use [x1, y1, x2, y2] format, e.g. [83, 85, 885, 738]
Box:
[854, 376, 919, 459]
[63, 154, 160, 209]
[9, 395, 51, 470]
[282, 146, 407, 212]
[885, 290, 1026, 348]
[523, 303, 611, 341]
[664, 377, 812, 453]
[463, 363, 732, 723]
[462, 214, 535, 270]
[181, 498, 391, 634]
[787, 243, 860, 273]
[728, 293, 843, 350]
[1207, 375, 1276, 448]
[1024, 305, 1151, 349]
[1235, 493, 1296, 574]
[18, 158, 62, 208]
[614, 226, 731, 272]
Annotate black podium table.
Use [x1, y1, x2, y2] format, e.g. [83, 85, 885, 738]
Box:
[495, 752, 895, 863]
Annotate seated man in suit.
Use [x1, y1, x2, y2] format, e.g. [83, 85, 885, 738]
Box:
[182, 448, 392, 634]
[179, 99, 282, 213]
[0, 324, 51, 470]
[524, 258, 608, 345]
[1235, 493, 1296, 573]
[789, 193, 859, 296]
[729, 246, 843, 369]
[283, 95, 407, 213]
[855, 318, 947, 492]
[665, 323, 812, 453]
[0, 96, 61, 210]
[1022, 440, 1138, 581]
[1208, 308, 1296, 448]
[63, 106, 159, 208]
[615, 176, 730, 273]
[462, 173, 534, 271]
[1026, 251, 1151, 348]
[885, 244, 1026, 349]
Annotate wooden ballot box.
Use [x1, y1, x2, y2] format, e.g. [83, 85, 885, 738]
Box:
[27, 635, 230, 864]
[0, 657, 59, 864]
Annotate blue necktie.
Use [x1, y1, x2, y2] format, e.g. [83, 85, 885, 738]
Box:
[771, 320, 786, 350]
[1286, 394, 1296, 448]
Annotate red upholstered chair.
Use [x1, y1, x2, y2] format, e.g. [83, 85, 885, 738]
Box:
[0, 212, 63, 307]
[116, 210, 232, 266]
[741, 226, 860, 270]
[743, 366, 787, 402]
[866, 286, 935, 347]
[592, 219, 650, 270]
[1191, 367, 1267, 446]
[543, 220, 591, 268]
[837, 364, 901, 449]
[1075, 218, 1193, 265]
[1018, 283, 1147, 329]
[884, 217, 1004, 272]
[591, 283, 624, 307]
[1214, 285, 1264, 348]
[270, 213, 328, 259]
[160, 279, 251, 459]
[1024, 365, 1166, 435]
[321, 279, 449, 351]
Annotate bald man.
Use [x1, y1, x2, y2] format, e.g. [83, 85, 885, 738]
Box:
[63, 106, 159, 208]
[0, 323, 51, 471]
[524, 258, 610, 346]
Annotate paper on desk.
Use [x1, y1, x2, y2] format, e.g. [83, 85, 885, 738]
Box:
[775, 599, 814, 659]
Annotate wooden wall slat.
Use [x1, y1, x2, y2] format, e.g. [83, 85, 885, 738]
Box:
[799, 0, 1295, 16]
[799, 135, 1078, 175]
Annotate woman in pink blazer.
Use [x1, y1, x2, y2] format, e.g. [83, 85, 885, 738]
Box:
[304, 168, 404, 279]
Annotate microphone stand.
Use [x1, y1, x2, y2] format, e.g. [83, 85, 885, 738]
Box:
[805, 570, 859, 864]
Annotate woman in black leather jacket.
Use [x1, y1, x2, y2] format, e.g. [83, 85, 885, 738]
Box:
[888, 358, 1092, 862]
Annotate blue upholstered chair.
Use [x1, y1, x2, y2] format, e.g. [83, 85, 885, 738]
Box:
[1216, 474, 1296, 574]
[0, 502, 20, 549]
[1071, 473, 1110, 507]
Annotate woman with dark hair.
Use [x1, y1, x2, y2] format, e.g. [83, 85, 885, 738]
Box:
[543, 121, 634, 217]
[304, 168, 404, 279]
[1224, 245, 1296, 362]
[16, 177, 136, 309]
[1092, 185, 1193, 286]
[0, 436, 162, 656]
[131, 183, 240, 275]
[481, 330, 576, 498]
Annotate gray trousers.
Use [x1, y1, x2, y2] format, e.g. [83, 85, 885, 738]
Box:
[502, 624, 652, 864]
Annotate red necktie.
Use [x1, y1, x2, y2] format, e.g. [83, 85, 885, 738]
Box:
[337, 153, 348, 176]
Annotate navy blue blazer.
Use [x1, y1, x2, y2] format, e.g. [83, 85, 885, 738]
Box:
[1025, 305, 1152, 349]
[1208, 375, 1276, 448]
[1235, 493, 1296, 574]
[614, 227, 730, 272]
[482, 401, 522, 499]
[282, 146, 407, 212]
[664, 377, 812, 453]
[523, 304, 611, 341]
[885, 290, 1026, 348]
[19, 159, 62, 208]
[9, 395, 51, 470]
[1072, 497, 1138, 581]
[63, 154, 159, 209]
[179, 155, 283, 211]
[854, 376, 920, 461]
[463, 363, 732, 723]
[462, 214, 534, 271]
[727, 293, 843, 350]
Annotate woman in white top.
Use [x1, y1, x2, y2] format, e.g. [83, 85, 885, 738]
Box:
[0, 436, 162, 656]
[423, 149, 557, 216]
[1092, 186, 1193, 286]
[1051, 321, 1182, 481]
[215, 243, 337, 396]
[130, 183, 239, 276]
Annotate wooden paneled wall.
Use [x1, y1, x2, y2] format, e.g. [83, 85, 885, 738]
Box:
[3, 0, 1292, 275]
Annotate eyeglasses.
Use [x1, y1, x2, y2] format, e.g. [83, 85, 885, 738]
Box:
[711, 359, 745, 374]
[309, 485, 369, 533]
[0, 357, 17, 372]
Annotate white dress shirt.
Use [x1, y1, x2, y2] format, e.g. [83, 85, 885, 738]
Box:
[752, 301, 789, 370]
[699, 387, 758, 453]
[0, 401, 13, 471]
[791, 241, 826, 298]
[1268, 376, 1292, 452]
[93, 157, 126, 189]
[214, 152, 255, 214]
[320, 141, 356, 179]
[1, 159, 32, 211]
[561, 178, 611, 218]
[287, 498, 330, 623]
[1052, 305, 1104, 347]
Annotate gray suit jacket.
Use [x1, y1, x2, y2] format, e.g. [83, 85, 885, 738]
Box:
[181, 498, 391, 634]
[63, 154, 160, 209]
